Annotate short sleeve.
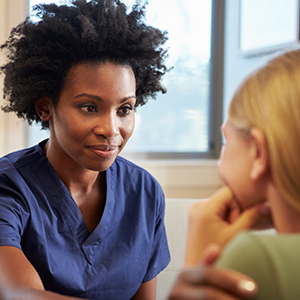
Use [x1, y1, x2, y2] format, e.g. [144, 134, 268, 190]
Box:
[143, 184, 170, 282]
[216, 232, 282, 300]
[0, 162, 30, 249]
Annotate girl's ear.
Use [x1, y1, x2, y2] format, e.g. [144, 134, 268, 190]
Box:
[35, 96, 53, 121]
[249, 127, 269, 180]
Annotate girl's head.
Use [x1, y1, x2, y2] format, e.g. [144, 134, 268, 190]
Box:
[0, 0, 169, 129]
[219, 49, 300, 211]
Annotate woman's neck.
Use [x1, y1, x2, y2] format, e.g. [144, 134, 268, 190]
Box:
[43, 139, 101, 194]
[267, 183, 300, 233]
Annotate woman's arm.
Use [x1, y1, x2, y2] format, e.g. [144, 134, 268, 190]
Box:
[0, 246, 84, 300]
[131, 278, 156, 300]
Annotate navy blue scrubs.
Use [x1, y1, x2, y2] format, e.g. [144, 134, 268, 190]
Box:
[0, 141, 170, 299]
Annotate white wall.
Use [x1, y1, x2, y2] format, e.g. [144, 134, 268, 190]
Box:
[134, 159, 222, 199]
[156, 198, 201, 300]
[0, 0, 30, 156]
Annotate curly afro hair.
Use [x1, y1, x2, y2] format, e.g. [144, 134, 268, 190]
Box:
[0, 0, 169, 129]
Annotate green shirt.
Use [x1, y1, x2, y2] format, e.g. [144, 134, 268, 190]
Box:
[216, 231, 300, 300]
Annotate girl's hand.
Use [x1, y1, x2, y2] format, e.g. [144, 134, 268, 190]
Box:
[168, 244, 258, 300]
[185, 186, 272, 266]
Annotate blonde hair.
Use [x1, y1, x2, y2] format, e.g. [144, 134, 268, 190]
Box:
[229, 49, 300, 211]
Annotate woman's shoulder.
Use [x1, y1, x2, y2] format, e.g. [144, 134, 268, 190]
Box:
[114, 155, 144, 170]
[0, 142, 47, 190]
[0, 141, 45, 171]
[110, 156, 165, 205]
[113, 155, 159, 183]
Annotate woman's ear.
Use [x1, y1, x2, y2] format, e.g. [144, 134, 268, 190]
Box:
[35, 96, 53, 121]
[249, 127, 269, 180]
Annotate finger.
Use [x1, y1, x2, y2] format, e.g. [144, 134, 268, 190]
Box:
[209, 187, 242, 222]
[196, 287, 244, 300]
[200, 244, 221, 265]
[180, 266, 258, 299]
[210, 186, 233, 205]
[189, 186, 234, 220]
[168, 285, 242, 300]
[231, 203, 271, 232]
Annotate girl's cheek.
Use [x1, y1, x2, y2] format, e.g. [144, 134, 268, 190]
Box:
[218, 163, 227, 186]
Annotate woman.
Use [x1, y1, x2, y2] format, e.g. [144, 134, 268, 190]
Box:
[0, 0, 170, 299]
[171, 48, 300, 299]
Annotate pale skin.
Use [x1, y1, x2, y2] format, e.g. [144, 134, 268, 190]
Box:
[168, 120, 279, 300]
[168, 244, 258, 300]
[185, 121, 274, 266]
[184, 186, 271, 267]
[0, 62, 156, 300]
[219, 121, 300, 234]
[168, 187, 270, 300]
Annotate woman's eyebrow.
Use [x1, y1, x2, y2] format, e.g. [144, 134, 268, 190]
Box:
[122, 96, 137, 103]
[74, 93, 136, 103]
[75, 93, 103, 101]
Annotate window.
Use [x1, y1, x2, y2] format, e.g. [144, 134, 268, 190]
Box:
[28, 0, 224, 159]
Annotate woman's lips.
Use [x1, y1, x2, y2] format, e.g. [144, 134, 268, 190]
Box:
[89, 146, 118, 158]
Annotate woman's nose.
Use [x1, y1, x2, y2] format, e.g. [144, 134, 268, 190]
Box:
[93, 113, 119, 139]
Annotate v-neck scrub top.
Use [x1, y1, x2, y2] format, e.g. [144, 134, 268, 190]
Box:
[0, 141, 170, 299]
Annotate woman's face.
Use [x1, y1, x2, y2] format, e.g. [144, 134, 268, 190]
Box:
[218, 120, 263, 209]
[47, 62, 136, 172]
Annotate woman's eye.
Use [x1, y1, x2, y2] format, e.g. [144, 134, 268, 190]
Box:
[80, 105, 97, 113]
[118, 105, 132, 115]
